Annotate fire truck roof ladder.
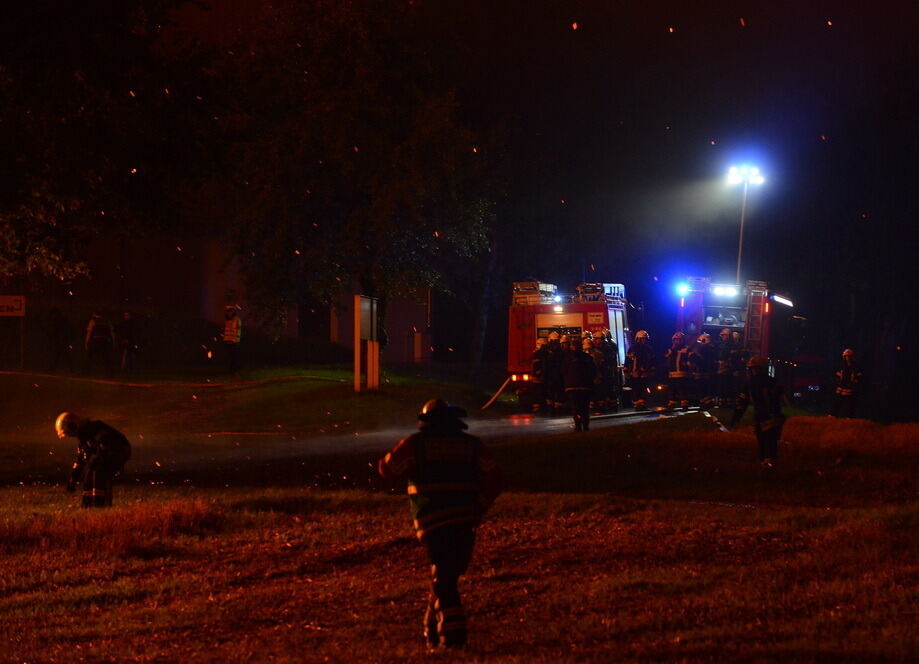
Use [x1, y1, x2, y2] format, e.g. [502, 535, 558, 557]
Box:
[745, 281, 768, 357]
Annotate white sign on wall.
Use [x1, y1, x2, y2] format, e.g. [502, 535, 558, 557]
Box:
[0, 296, 25, 317]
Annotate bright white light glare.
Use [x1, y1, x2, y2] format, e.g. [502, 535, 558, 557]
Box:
[773, 294, 794, 307]
[675, 283, 690, 296]
[553, 305, 563, 312]
[712, 285, 739, 297]
[727, 164, 765, 186]
[553, 295, 562, 303]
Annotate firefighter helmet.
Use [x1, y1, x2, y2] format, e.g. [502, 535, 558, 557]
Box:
[634, 330, 649, 341]
[548, 331, 560, 341]
[697, 333, 711, 345]
[842, 348, 855, 357]
[535, 337, 548, 348]
[55, 412, 81, 439]
[418, 398, 468, 423]
[719, 328, 731, 338]
[747, 356, 768, 369]
[672, 332, 685, 342]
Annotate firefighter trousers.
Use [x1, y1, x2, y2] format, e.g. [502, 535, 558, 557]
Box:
[80, 456, 123, 507]
[831, 393, 856, 418]
[666, 377, 690, 409]
[755, 421, 784, 463]
[567, 388, 591, 431]
[629, 376, 651, 408]
[423, 525, 475, 647]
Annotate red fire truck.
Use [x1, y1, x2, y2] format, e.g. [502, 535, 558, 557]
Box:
[674, 277, 803, 388]
[504, 281, 631, 410]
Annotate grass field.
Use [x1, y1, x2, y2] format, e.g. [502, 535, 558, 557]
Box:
[1, 408, 917, 663]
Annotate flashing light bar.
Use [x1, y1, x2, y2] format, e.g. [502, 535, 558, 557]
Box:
[711, 285, 739, 297]
[553, 295, 562, 303]
[675, 282, 690, 297]
[553, 305, 564, 313]
[773, 294, 794, 307]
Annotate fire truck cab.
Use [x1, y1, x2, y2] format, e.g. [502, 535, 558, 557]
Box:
[507, 281, 631, 410]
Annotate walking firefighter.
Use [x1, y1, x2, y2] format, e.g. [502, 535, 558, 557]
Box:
[729, 357, 787, 468]
[625, 330, 655, 410]
[378, 399, 503, 650]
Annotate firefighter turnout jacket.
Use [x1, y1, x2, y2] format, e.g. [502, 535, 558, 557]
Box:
[835, 364, 863, 397]
[379, 427, 502, 540]
[625, 343, 655, 379]
[223, 314, 242, 344]
[665, 345, 690, 378]
[730, 373, 786, 433]
[68, 420, 132, 488]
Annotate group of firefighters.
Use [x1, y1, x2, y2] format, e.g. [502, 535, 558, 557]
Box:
[627, 327, 750, 412]
[528, 326, 752, 421]
[528, 326, 865, 432]
[529, 329, 621, 431]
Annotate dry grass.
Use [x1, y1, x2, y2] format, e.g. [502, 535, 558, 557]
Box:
[1, 418, 917, 663]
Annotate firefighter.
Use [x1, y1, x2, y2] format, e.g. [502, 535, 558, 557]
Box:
[597, 329, 621, 411]
[715, 328, 738, 406]
[831, 348, 863, 418]
[528, 338, 549, 413]
[730, 357, 786, 468]
[222, 304, 242, 373]
[564, 338, 599, 431]
[378, 399, 502, 650]
[582, 337, 607, 412]
[664, 332, 691, 411]
[689, 333, 716, 408]
[118, 311, 139, 372]
[56, 412, 131, 507]
[625, 330, 655, 410]
[84, 312, 115, 376]
[543, 331, 565, 415]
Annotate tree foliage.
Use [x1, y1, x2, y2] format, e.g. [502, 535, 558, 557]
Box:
[155, 0, 496, 325]
[0, 1, 208, 286]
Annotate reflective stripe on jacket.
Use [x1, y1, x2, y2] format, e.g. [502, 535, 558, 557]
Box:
[379, 429, 502, 540]
[223, 317, 242, 343]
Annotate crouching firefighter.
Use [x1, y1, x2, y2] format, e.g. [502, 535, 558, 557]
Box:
[378, 399, 503, 650]
[56, 412, 131, 507]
